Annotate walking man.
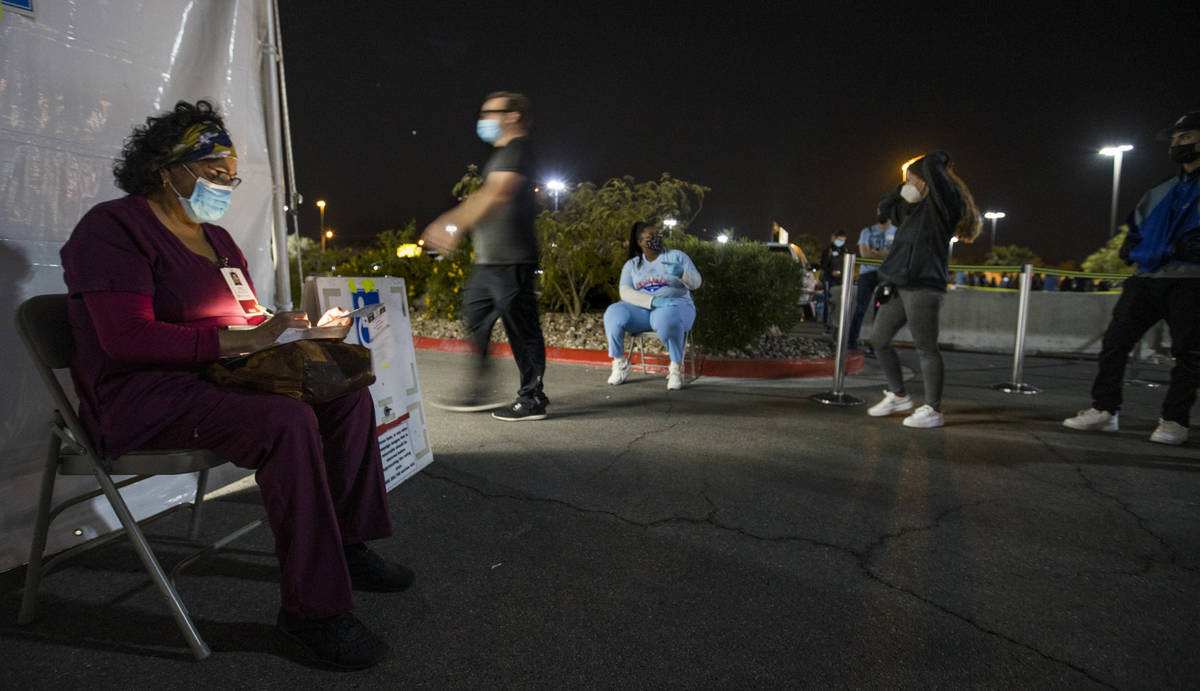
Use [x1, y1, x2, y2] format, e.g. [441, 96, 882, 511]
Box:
[423, 91, 549, 421]
[1063, 111, 1200, 444]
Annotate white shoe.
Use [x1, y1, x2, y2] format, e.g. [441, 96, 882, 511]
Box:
[1150, 419, 1188, 445]
[1063, 408, 1118, 432]
[667, 362, 683, 390]
[607, 357, 631, 385]
[867, 390, 914, 417]
[903, 405, 944, 429]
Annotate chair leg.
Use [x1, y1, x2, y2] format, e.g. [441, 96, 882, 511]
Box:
[92, 467, 212, 661]
[636, 334, 647, 374]
[18, 433, 63, 625]
[188, 469, 209, 542]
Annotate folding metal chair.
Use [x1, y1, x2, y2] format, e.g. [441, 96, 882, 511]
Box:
[627, 329, 697, 380]
[15, 293, 262, 661]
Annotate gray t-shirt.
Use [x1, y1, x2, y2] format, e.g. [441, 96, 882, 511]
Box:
[473, 136, 538, 265]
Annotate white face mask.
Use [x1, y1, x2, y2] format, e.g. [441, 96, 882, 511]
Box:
[900, 183, 923, 203]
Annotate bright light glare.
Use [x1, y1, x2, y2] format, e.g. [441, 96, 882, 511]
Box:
[445, 224, 458, 234]
[662, 218, 678, 228]
[324, 230, 333, 238]
[984, 211, 1006, 220]
[900, 155, 921, 177]
[1099, 145, 1133, 156]
[546, 179, 566, 192]
[316, 200, 325, 209]
[716, 233, 730, 244]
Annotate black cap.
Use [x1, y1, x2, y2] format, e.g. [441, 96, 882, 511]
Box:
[1158, 111, 1200, 140]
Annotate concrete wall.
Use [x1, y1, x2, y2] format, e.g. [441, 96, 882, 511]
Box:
[859, 289, 1170, 356]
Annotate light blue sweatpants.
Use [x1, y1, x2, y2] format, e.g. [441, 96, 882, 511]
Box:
[604, 301, 696, 364]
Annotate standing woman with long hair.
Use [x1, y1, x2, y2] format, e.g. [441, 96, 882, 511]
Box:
[866, 151, 981, 428]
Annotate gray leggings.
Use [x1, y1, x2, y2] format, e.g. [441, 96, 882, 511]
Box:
[872, 287, 945, 409]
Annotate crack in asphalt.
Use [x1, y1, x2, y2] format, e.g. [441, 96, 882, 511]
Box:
[1029, 432, 1192, 575]
[587, 419, 684, 479]
[420, 470, 1117, 688]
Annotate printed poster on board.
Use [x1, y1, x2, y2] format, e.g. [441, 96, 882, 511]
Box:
[304, 276, 432, 490]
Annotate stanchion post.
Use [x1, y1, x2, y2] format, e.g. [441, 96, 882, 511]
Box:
[811, 252, 865, 406]
[991, 263, 1041, 394]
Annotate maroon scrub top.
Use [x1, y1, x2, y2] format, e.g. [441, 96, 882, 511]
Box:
[60, 194, 260, 457]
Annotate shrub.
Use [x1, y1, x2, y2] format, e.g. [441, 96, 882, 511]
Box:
[425, 241, 473, 319]
[667, 235, 807, 352]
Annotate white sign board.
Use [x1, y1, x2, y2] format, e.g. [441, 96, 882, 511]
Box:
[305, 277, 432, 489]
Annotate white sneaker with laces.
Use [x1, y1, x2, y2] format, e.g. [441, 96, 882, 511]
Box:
[867, 390, 914, 417]
[1063, 408, 1118, 432]
[1149, 418, 1188, 445]
[903, 405, 944, 429]
[667, 362, 683, 390]
[607, 357, 631, 385]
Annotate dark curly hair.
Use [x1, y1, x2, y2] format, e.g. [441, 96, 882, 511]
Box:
[113, 100, 227, 195]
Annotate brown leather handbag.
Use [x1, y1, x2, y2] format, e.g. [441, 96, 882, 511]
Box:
[205, 339, 375, 404]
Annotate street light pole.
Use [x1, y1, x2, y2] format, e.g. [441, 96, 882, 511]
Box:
[983, 211, 1006, 249]
[1099, 145, 1133, 238]
[316, 199, 326, 251]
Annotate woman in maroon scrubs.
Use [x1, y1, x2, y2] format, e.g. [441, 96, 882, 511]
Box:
[60, 100, 405, 670]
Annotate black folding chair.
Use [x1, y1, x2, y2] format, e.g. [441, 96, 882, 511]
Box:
[15, 293, 263, 660]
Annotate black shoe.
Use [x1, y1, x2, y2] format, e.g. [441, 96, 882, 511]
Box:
[492, 399, 547, 422]
[276, 609, 388, 670]
[344, 543, 415, 592]
[534, 390, 550, 408]
[430, 395, 504, 412]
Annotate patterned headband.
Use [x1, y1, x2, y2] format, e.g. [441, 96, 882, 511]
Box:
[165, 122, 237, 167]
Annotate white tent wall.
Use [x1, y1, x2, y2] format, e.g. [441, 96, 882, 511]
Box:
[0, 1, 284, 571]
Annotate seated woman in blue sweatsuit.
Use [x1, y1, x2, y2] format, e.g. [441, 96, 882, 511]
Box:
[604, 221, 702, 390]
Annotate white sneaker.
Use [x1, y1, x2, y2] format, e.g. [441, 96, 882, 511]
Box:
[903, 405, 944, 429]
[607, 357, 631, 385]
[1063, 408, 1118, 432]
[667, 362, 683, 390]
[1150, 419, 1188, 445]
[867, 391, 914, 417]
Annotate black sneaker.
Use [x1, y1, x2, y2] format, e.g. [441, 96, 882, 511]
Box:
[430, 395, 504, 412]
[534, 390, 551, 408]
[491, 400, 547, 422]
[276, 609, 388, 670]
[344, 543, 415, 592]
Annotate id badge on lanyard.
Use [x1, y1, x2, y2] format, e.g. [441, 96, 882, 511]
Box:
[220, 267, 262, 317]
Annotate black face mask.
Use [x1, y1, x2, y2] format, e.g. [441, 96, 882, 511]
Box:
[876, 214, 890, 224]
[645, 233, 664, 253]
[1169, 143, 1200, 164]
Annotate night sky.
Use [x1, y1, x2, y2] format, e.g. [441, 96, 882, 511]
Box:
[278, 3, 1197, 264]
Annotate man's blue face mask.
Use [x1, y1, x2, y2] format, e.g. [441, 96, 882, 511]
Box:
[834, 239, 846, 247]
[476, 119, 501, 143]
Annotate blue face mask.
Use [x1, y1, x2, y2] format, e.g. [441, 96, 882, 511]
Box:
[170, 166, 233, 223]
[834, 239, 845, 247]
[476, 119, 501, 143]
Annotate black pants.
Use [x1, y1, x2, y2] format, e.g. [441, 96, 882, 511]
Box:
[1092, 276, 1200, 426]
[463, 263, 546, 405]
[847, 270, 880, 350]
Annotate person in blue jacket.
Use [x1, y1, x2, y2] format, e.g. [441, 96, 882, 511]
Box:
[604, 221, 702, 390]
[1064, 111, 1200, 445]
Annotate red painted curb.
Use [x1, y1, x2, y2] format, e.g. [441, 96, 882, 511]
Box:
[412, 336, 863, 379]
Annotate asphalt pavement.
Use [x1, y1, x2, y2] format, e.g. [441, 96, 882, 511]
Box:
[1, 347, 1196, 689]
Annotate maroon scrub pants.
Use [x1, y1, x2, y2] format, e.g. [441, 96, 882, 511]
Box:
[144, 385, 392, 619]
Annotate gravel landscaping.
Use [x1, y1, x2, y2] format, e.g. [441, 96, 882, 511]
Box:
[410, 313, 836, 360]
